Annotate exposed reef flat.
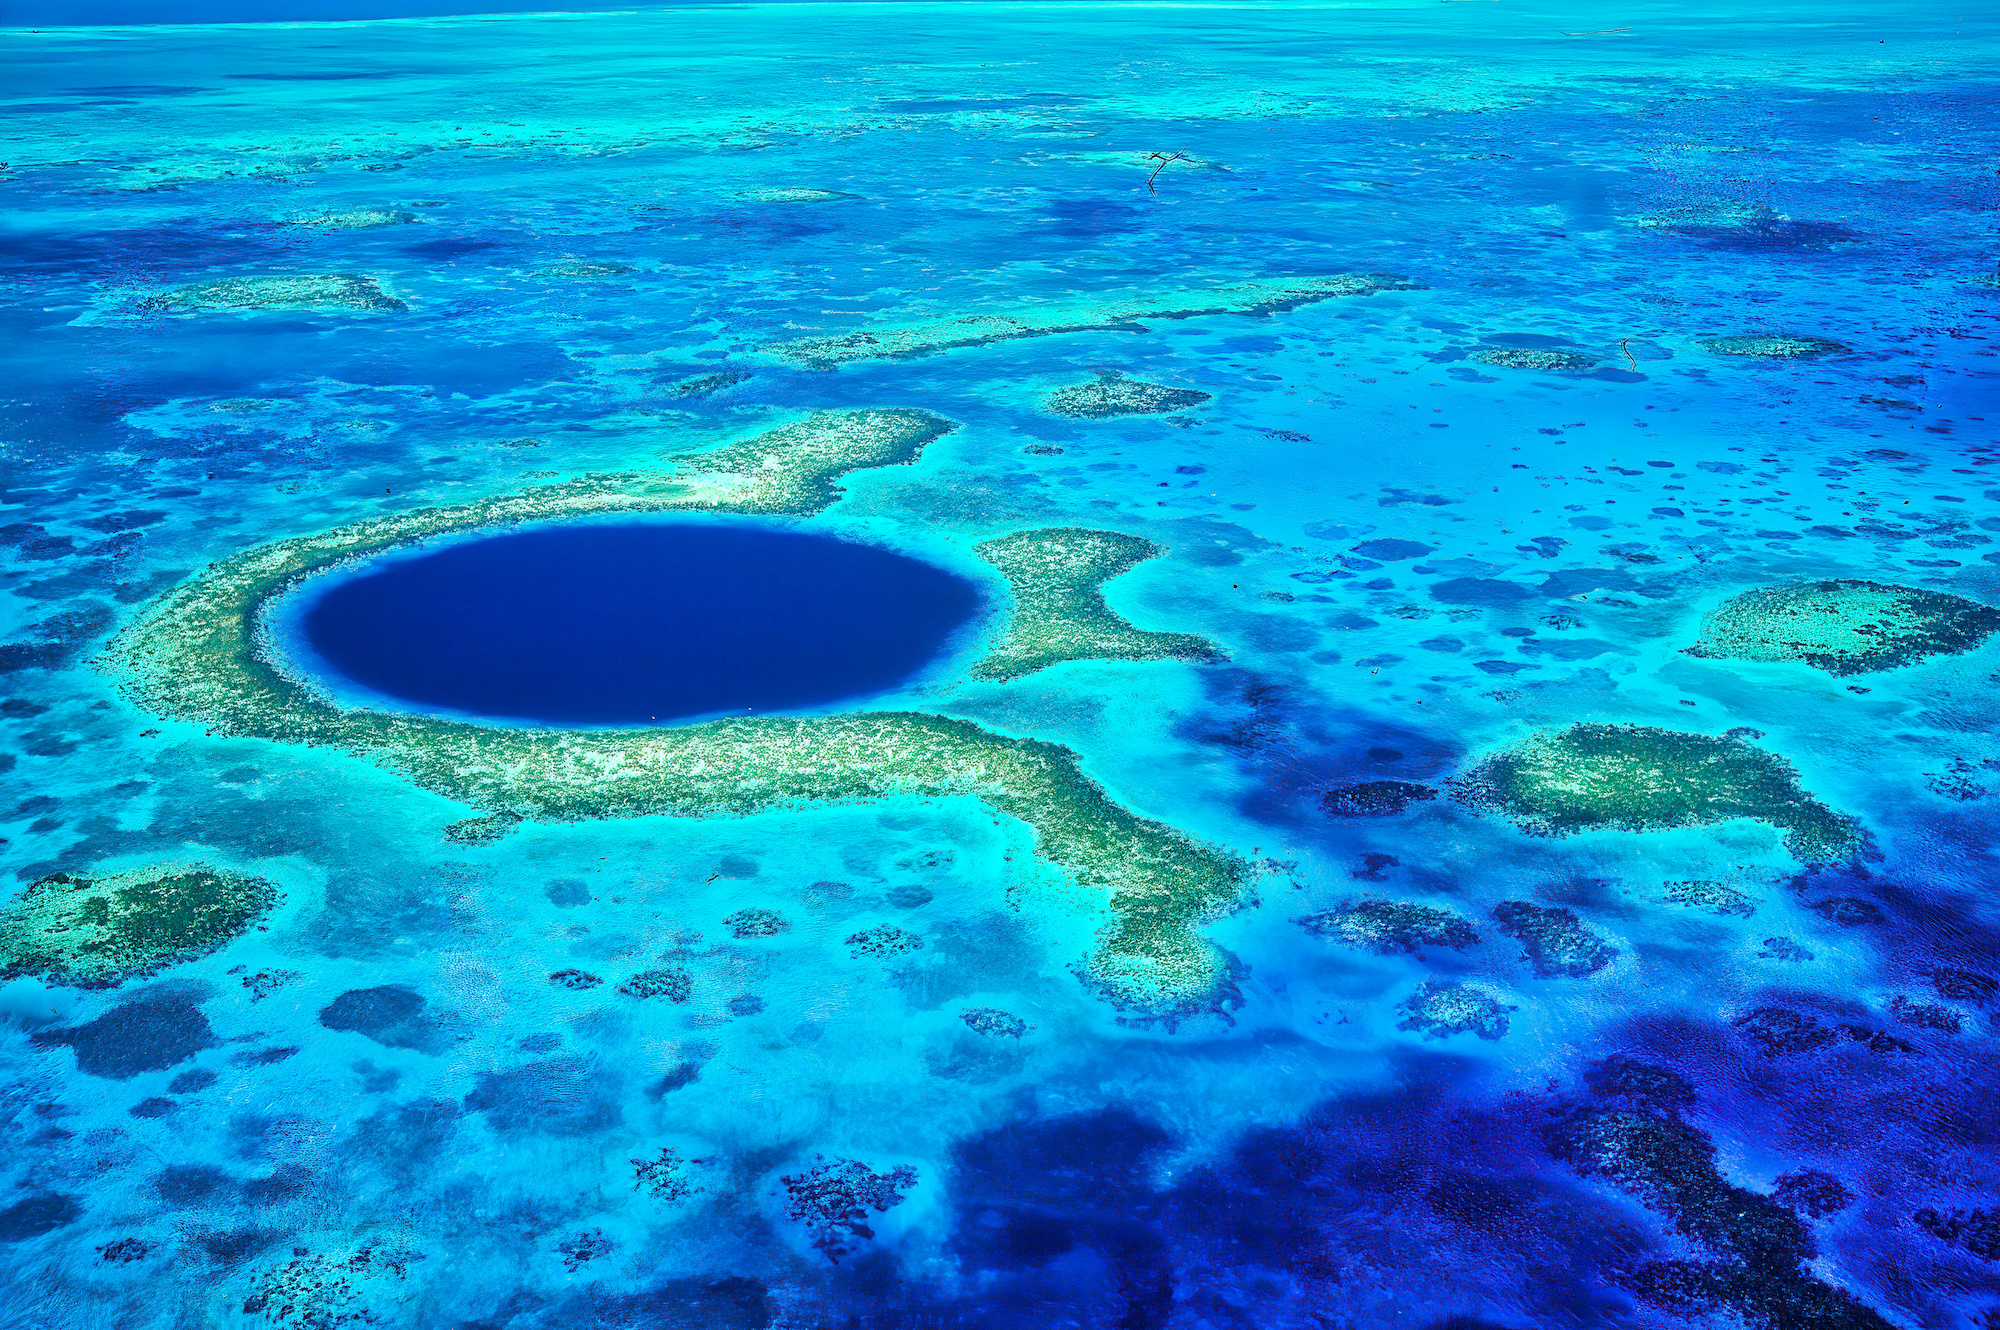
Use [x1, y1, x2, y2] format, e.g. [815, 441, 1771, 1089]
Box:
[0, 863, 278, 988]
[971, 528, 1222, 682]
[1699, 335, 1848, 359]
[763, 273, 1418, 368]
[140, 273, 405, 314]
[1687, 579, 2000, 675]
[103, 412, 1245, 1006]
[1043, 375, 1212, 419]
[1456, 724, 1861, 862]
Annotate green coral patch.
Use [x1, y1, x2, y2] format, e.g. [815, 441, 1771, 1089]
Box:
[102, 411, 1246, 1005]
[763, 273, 1417, 368]
[0, 863, 278, 988]
[1456, 724, 1861, 862]
[1686, 579, 2000, 675]
[971, 528, 1222, 682]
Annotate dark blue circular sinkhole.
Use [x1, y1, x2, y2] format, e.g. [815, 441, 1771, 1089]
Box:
[299, 522, 983, 725]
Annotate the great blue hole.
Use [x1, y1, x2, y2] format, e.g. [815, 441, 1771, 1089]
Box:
[297, 522, 983, 725]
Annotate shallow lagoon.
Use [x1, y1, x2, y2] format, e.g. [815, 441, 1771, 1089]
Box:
[2, 0, 2000, 1326]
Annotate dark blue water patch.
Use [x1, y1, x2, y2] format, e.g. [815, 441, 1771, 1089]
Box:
[298, 522, 983, 726]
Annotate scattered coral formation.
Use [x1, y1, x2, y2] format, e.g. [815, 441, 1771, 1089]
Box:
[1687, 579, 2000, 675]
[1042, 375, 1211, 418]
[764, 273, 1418, 367]
[0, 863, 277, 988]
[1398, 981, 1513, 1040]
[1296, 899, 1478, 954]
[540, 260, 637, 279]
[1319, 780, 1435, 817]
[1492, 901, 1616, 977]
[1699, 335, 1849, 359]
[548, 969, 603, 991]
[972, 527, 1221, 682]
[1456, 724, 1862, 862]
[778, 1156, 918, 1262]
[1470, 347, 1596, 371]
[235, 1240, 425, 1327]
[141, 273, 405, 314]
[102, 410, 1248, 1006]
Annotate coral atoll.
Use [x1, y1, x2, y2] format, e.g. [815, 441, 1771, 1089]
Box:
[1455, 724, 1861, 862]
[103, 410, 1247, 1007]
[1043, 375, 1211, 418]
[1687, 579, 2000, 675]
[0, 863, 277, 988]
[1296, 899, 1478, 955]
[972, 527, 1221, 682]
[764, 273, 1418, 368]
[141, 273, 404, 314]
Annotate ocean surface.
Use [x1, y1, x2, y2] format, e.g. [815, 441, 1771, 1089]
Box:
[2, 1, 1999, 1327]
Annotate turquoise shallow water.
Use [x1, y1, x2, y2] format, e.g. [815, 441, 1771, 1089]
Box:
[3, 1, 2000, 1325]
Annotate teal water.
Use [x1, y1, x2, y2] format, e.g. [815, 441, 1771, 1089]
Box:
[2, 1, 1999, 1326]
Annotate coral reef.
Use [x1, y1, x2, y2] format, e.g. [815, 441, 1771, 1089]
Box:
[1319, 780, 1435, 817]
[1470, 348, 1597, 371]
[1491, 901, 1616, 977]
[235, 1240, 425, 1327]
[632, 1147, 697, 1202]
[1042, 375, 1211, 418]
[0, 863, 277, 988]
[443, 812, 522, 845]
[960, 1006, 1029, 1037]
[722, 908, 788, 939]
[141, 273, 405, 313]
[618, 969, 692, 1002]
[1397, 981, 1513, 1040]
[1661, 880, 1755, 916]
[557, 1229, 615, 1272]
[1552, 1111, 1890, 1326]
[1914, 1208, 2000, 1261]
[1686, 579, 2000, 675]
[549, 969, 603, 991]
[1455, 724, 1861, 862]
[102, 410, 1248, 1007]
[1774, 1170, 1853, 1219]
[1699, 335, 1849, 358]
[763, 273, 1418, 367]
[287, 207, 417, 231]
[1295, 899, 1478, 954]
[847, 924, 923, 959]
[778, 1156, 918, 1262]
[972, 527, 1221, 682]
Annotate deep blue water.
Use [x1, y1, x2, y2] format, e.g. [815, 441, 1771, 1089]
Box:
[299, 523, 982, 723]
